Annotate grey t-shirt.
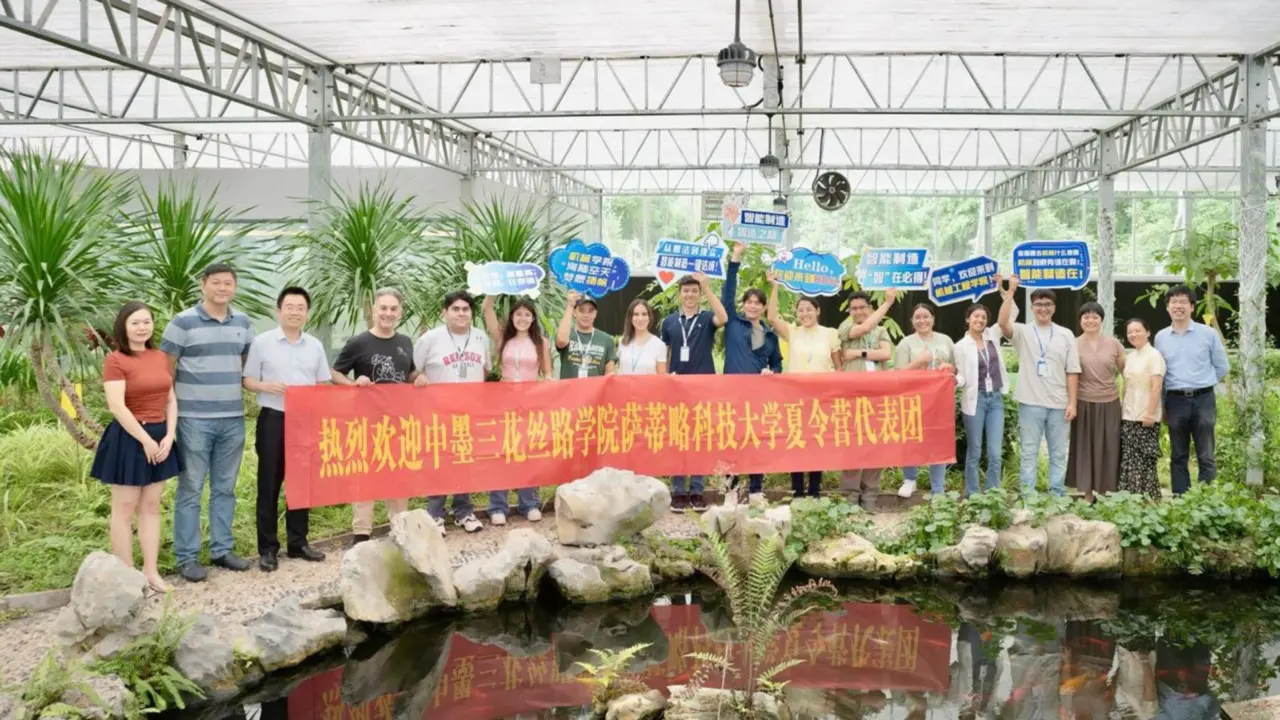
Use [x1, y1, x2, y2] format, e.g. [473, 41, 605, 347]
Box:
[1009, 322, 1081, 409]
[558, 328, 617, 379]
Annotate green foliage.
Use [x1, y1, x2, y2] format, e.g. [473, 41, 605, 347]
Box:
[784, 496, 871, 558]
[6, 651, 101, 719]
[93, 597, 206, 713]
[572, 643, 653, 714]
[1155, 481, 1256, 574]
[1081, 492, 1167, 548]
[1017, 493, 1077, 527]
[958, 488, 1013, 531]
[879, 492, 964, 557]
[126, 181, 279, 319]
[1251, 495, 1280, 578]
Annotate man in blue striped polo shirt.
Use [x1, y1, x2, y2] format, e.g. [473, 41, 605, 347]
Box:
[161, 263, 255, 582]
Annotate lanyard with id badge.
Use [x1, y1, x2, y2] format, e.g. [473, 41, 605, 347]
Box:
[978, 338, 995, 392]
[1032, 325, 1053, 378]
[574, 329, 596, 378]
[452, 331, 473, 380]
[679, 314, 699, 364]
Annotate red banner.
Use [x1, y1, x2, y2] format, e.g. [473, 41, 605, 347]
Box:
[285, 372, 956, 509]
[288, 602, 952, 719]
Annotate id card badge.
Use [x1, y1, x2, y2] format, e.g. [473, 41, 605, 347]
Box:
[866, 361, 876, 372]
[456, 364, 467, 380]
[680, 346, 691, 363]
[1036, 359, 1048, 378]
[577, 363, 589, 379]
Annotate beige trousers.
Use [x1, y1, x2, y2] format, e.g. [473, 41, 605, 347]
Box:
[840, 468, 883, 508]
[351, 499, 409, 535]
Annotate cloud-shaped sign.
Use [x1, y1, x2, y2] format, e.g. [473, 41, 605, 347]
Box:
[928, 255, 998, 306]
[548, 238, 632, 299]
[1012, 240, 1091, 290]
[771, 247, 846, 297]
[465, 261, 545, 298]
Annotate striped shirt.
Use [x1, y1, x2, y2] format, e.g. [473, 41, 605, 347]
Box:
[160, 303, 254, 419]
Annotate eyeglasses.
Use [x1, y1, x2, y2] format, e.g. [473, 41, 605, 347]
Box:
[1032, 302, 1055, 309]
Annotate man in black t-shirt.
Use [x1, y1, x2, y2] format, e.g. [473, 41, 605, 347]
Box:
[331, 288, 417, 544]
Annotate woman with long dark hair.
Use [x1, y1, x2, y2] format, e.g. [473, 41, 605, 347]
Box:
[617, 298, 668, 375]
[954, 303, 1010, 496]
[482, 295, 552, 522]
[92, 301, 182, 594]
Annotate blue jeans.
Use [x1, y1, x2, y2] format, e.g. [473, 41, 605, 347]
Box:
[1018, 403, 1068, 496]
[902, 464, 947, 494]
[963, 391, 1006, 495]
[427, 494, 474, 521]
[175, 416, 246, 565]
[672, 475, 704, 494]
[488, 488, 541, 516]
[1164, 390, 1217, 494]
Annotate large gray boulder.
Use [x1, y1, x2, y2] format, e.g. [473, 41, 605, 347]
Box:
[246, 597, 348, 672]
[547, 546, 653, 603]
[937, 526, 1000, 578]
[174, 614, 260, 699]
[58, 673, 134, 720]
[1043, 515, 1122, 577]
[390, 509, 457, 607]
[606, 690, 666, 720]
[339, 539, 441, 624]
[555, 468, 670, 546]
[701, 504, 791, 569]
[55, 552, 147, 648]
[666, 686, 780, 719]
[796, 533, 921, 580]
[996, 524, 1048, 579]
[453, 528, 553, 611]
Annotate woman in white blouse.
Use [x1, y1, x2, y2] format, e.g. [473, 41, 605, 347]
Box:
[616, 298, 668, 375]
[954, 303, 1011, 496]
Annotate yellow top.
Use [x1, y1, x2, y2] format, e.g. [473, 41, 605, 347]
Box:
[785, 323, 840, 373]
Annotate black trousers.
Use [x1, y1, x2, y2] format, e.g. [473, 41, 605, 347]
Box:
[256, 408, 309, 554]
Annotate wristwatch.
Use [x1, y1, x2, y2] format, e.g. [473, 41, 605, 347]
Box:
[860, 349, 868, 359]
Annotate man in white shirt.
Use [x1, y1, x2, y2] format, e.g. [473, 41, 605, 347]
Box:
[997, 275, 1081, 496]
[414, 290, 491, 534]
[242, 287, 330, 572]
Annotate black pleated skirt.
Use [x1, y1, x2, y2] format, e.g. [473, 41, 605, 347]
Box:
[91, 420, 183, 487]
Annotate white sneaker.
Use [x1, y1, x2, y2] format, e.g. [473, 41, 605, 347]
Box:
[490, 511, 507, 526]
[432, 515, 447, 536]
[460, 514, 483, 533]
[526, 508, 543, 523]
[898, 480, 918, 498]
[748, 492, 766, 505]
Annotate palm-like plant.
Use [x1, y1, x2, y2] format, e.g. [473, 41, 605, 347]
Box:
[126, 182, 278, 321]
[428, 199, 583, 333]
[0, 149, 135, 449]
[286, 181, 438, 331]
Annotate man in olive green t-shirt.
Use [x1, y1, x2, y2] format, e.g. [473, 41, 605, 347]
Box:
[835, 289, 897, 509]
[555, 291, 617, 379]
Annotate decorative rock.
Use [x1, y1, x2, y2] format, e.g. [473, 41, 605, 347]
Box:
[701, 504, 791, 568]
[548, 553, 653, 604]
[1043, 515, 1122, 577]
[666, 686, 780, 719]
[937, 526, 999, 578]
[390, 509, 458, 607]
[1010, 509, 1034, 526]
[555, 468, 670, 546]
[996, 525, 1048, 579]
[174, 613, 259, 699]
[796, 533, 921, 580]
[56, 552, 147, 647]
[246, 597, 348, 672]
[1121, 546, 1174, 577]
[60, 673, 133, 720]
[606, 689, 666, 720]
[339, 539, 440, 624]
[0, 694, 22, 719]
[453, 529, 553, 611]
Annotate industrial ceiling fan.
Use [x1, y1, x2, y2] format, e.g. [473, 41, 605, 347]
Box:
[811, 129, 850, 211]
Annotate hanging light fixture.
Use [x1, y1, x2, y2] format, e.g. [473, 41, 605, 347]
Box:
[772, 193, 788, 211]
[759, 115, 780, 179]
[716, 0, 758, 88]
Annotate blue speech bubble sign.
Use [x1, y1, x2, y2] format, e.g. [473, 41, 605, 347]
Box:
[465, 261, 546, 298]
[1011, 240, 1091, 290]
[548, 238, 632, 299]
[855, 247, 931, 290]
[927, 255, 999, 306]
[770, 247, 847, 297]
[652, 232, 728, 288]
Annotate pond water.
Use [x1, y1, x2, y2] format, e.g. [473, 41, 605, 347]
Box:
[197, 579, 1280, 719]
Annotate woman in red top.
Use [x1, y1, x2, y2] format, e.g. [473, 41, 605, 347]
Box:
[91, 301, 182, 594]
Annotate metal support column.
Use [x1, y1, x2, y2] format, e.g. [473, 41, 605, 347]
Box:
[458, 132, 476, 205]
[307, 66, 334, 350]
[979, 193, 994, 257]
[172, 133, 188, 169]
[1097, 132, 1119, 332]
[1024, 201, 1038, 317]
[763, 55, 798, 248]
[1238, 55, 1270, 486]
[589, 191, 604, 244]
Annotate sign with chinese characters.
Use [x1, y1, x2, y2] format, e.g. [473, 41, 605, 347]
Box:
[465, 261, 545, 298]
[652, 232, 728, 289]
[283, 372, 956, 509]
[547, 238, 631, 298]
[769, 247, 846, 297]
[721, 195, 790, 246]
[927, 254, 998, 306]
[1011, 240, 1091, 289]
[856, 247, 931, 290]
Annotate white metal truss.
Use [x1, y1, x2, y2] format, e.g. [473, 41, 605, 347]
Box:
[987, 46, 1280, 214]
[0, 0, 599, 210]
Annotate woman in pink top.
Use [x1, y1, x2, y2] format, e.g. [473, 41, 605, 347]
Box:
[483, 295, 552, 522]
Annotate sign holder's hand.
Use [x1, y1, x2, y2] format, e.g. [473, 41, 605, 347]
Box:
[732, 243, 746, 263]
[566, 290, 581, 308]
[766, 269, 780, 285]
[355, 376, 372, 387]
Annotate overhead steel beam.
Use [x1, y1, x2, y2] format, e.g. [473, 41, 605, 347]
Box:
[0, 0, 598, 203]
[986, 46, 1280, 215]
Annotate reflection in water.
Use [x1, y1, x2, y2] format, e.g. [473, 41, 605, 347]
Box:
[201, 581, 1280, 719]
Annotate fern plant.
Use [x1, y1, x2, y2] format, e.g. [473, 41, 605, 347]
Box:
[92, 598, 205, 713]
[685, 526, 835, 716]
[6, 650, 102, 719]
[573, 642, 653, 714]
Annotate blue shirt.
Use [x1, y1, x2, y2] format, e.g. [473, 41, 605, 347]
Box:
[660, 309, 719, 375]
[720, 261, 782, 375]
[160, 303, 253, 419]
[1153, 322, 1228, 391]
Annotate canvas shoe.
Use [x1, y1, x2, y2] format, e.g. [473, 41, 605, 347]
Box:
[460, 514, 483, 533]
[490, 511, 507, 526]
[898, 480, 918, 498]
[526, 508, 543, 522]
